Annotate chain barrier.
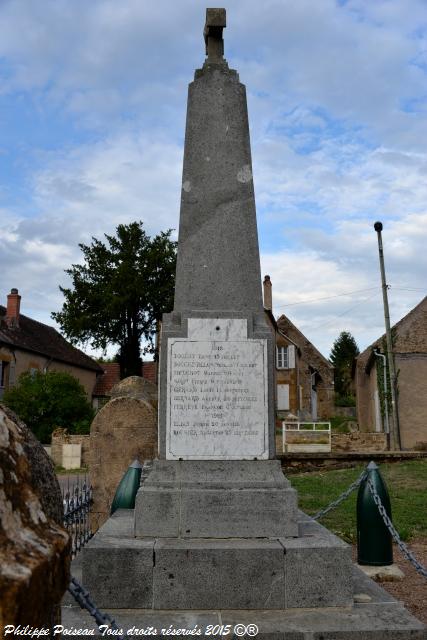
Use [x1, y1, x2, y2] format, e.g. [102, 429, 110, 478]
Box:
[312, 468, 368, 520]
[68, 576, 125, 639]
[311, 463, 427, 580]
[367, 478, 427, 580]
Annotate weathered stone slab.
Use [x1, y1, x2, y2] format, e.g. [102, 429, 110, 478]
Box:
[0, 405, 70, 627]
[135, 488, 181, 538]
[220, 604, 427, 639]
[82, 534, 154, 609]
[62, 572, 427, 640]
[153, 538, 285, 610]
[173, 62, 262, 314]
[179, 489, 296, 538]
[280, 517, 353, 608]
[135, 460, 298, 538]
[93, 508, 134, 538]
[166, 318, 269, 460]
[358, 562, 405, 582]
[89, 377, 157, 531]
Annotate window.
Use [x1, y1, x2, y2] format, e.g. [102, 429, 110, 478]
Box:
[0, 360, 9, 399]
[276, 346, 288, 369]
[276, 345, 296, 369]
[277, 384, 290, 410]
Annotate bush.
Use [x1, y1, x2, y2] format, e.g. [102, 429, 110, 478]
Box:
[2, 370, 94, 443]
[330, 416, 352, 433]
[335, 394, 356, 407]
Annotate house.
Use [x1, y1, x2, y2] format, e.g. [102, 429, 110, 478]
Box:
[263, 276, 335, 422]
[92, 360, 158, 408]
[354, 296, 427, 450]
[0, 288, 103, 400]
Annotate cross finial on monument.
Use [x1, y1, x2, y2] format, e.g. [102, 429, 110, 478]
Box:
[204, 8, 226, 61]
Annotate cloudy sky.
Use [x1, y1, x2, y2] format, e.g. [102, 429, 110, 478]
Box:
[1, 0, 426, 358]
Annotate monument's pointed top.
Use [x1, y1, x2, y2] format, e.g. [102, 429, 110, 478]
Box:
[204, 8, 226, 61]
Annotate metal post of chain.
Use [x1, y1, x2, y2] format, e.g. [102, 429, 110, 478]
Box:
[110, 459, 143, 515]
[310, 459, 427, 580]
[357, 461, 393, 566]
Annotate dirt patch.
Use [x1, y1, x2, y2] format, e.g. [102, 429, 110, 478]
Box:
[353, 539, 427, 624]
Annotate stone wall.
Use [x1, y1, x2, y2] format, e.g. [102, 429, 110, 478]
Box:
[396, 355, 427, 449]
[331, 432, 387, 452]
[356, 354, 427, 450]
[276, 430, 387, 455]
[355, 357, 379, 433]
[51, 428, 90, 467]
[89, 376, 158, 531]
[355, 297, 427, 450]
[280, 451, 426, 474]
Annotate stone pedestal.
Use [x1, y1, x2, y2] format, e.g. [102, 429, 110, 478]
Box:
[135, 460, 298, 538]
[83, 509, 354, 611]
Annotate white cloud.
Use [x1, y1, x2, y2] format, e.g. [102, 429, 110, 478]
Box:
[0, 0, 426, 359]
[0, 129, 182, 328]
[261, 209, 427, 356]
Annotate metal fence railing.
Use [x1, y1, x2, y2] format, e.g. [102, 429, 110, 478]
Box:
[281, 421, 331, 453]
[63, 476, 93, 557]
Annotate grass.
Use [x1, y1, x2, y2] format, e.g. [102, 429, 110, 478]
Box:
[291, 460, 427, 543]
[329, 415, 356, 433]
[55, 465, 88, 474]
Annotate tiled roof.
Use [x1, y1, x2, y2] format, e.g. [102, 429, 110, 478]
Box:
[93, 363, 121, 395]
[93, 361, 158, 396]
[0, 305, 102, 373]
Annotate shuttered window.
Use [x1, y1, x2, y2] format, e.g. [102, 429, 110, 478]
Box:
[276, 345, 296, 369]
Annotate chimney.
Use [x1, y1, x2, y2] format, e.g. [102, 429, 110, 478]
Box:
[6, 288, 21, 328]
[263, 275, 272, 312]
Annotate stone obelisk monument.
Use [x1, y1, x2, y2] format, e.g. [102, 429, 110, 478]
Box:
[133, 8, 299, 548]
[159, 7, 274, 462]
[80, 12, 426, 635]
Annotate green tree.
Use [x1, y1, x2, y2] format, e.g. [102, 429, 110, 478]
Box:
[52, 221, 177, 378]
[329, 331, 360, 402]
[2, 370, 94, 443]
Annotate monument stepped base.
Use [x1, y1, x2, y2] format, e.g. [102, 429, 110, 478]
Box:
[68, 539, 426, 638]
[79, 461, 426, 635]
[83, 510, 353, 610]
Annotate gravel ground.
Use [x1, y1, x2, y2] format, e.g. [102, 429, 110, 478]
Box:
[354, 540, 427, 625]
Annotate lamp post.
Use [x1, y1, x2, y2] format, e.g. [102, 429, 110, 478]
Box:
[374, 222, 401, 450]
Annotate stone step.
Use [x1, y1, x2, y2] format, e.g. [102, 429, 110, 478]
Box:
[62, 600, 426, 639]
[83, 511, 354, 610]
[70, 514, 427, 638]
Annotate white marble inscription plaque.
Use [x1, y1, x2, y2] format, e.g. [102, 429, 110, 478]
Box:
[166, 319, 268, 460]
